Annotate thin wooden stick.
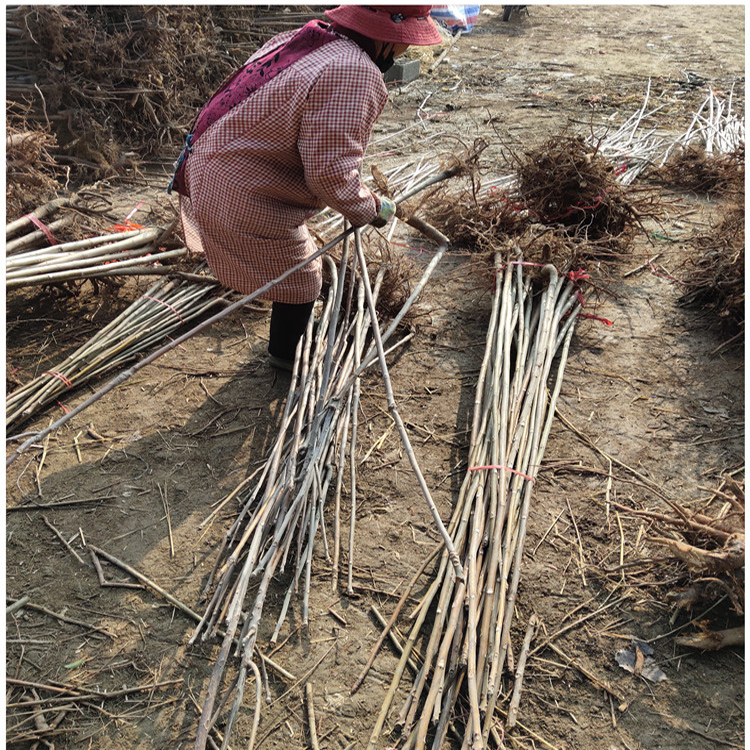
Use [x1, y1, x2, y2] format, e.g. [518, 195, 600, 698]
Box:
[6, 596, 30, 615]
[566, 498, 587, 587]
[159, 483, 175, 558]
[351, 542, 441, 693]
[7, 599, 112, 637]
[353, 228, 464, 581]
[6, 678, 181, 706]
[41, 515, 87, 565]
[506, 613, 538, 729]
[305, 683, 320, 750]
[543, 641, 623, 701]
[87, 544, 201, 621]
[246, 661, 262, 750]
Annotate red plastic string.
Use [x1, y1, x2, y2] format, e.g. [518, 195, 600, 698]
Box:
[166, 335, 187, 351]
[43, 370, 74, 387]
[493, 191, 610, 223]
[579, 312, 614, 326]
[391, 241, 433, 256]
[125, 201, 144, 221]
[467, 464, 535, 483]
[567, 268, 590, 283]
[495, 192, 527, 212]
[106, 219, 146, 233]
[566, 268, 590, 307]
[24, 214, 57, 245]
[649, 261, 687, 285]
[56, 400, 70, 414]
[144, 295, 185, 323]
[534, 194, 605, 223]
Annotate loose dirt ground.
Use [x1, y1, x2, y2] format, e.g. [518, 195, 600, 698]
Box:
[6, 6, 745, 750]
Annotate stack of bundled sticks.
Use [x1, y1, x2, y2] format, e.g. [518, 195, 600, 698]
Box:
[366, 254, 585, 750]
[662, 84, 744, 161]
[6, 224, 186, 290]
[657, 85, 745, 195]
[593, 79, 669, 185]
[7, 272, 229, 429]
[189, 221, 455, 750]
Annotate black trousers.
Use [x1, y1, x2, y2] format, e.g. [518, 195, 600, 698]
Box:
[268, 301, 314, 361]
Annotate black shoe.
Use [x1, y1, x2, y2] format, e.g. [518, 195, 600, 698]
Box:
[269, 300, 314, 366]
[268, 353, 294, 372]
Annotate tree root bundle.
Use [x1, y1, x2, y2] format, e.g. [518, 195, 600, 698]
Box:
[423, 178, 527, 252]
[7, 5, 322, 183]
[655, 143, 745, 196]
[367, 254, 585, 750]
[513, 135, 640, 247]
[424, 134, 660, 262]
[6, 111, 63, 219]
[679, 199, 745, 336]
[656, 474, 745, 619]
[603, 471, 744, 651]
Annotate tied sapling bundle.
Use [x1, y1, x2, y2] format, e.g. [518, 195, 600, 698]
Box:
[661, 84, 745, 163]
[190, 221, 457, 750]
[6, 226, 187, 289]
[366, 253, 585, 750]
[657, 85, 745, 195]
[6, 272, 229, 428]
[592, 79, 669, 185]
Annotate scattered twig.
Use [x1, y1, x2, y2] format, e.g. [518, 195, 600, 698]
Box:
[305, 683, 320, 750]
[42, 515, 87, 565]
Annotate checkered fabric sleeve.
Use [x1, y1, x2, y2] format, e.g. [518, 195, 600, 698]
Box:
[299, 54, 388, 227]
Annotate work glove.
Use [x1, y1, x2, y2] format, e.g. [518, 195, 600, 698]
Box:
[371, 196, 397, 228]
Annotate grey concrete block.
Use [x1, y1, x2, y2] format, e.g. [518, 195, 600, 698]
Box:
[383, 58, 421, 84]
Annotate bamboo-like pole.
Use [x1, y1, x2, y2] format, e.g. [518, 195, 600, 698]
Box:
[6, 274, 227, 427]
[366, 253, 585, 750]
[190, 197, 466, 750]
[6, 196, 70, 239]
[7, 247, 189, 288]
[353, 228, 464, 580]
[5, 216, 74, 255]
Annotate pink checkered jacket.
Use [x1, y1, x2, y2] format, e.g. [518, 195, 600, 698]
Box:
[179, 29, 388, 303]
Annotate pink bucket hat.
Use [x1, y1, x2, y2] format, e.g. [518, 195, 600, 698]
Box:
[324, 5, 443, 46]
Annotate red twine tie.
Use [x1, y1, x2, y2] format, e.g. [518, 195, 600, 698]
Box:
[468, 464, 535, 483]
[392, 241, 433, 256]
[125, 201, 144, 221]
[649, 261, 686, 285]
[24, 214, 57, 245]
[107, 219, 146, 233]
[43, 371, 74, 387]
[144, 296, 185, 323]
[579, 312, 614, 326]
[495, 261, 613, 327]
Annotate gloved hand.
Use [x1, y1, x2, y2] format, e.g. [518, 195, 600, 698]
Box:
[371, 196, 397, 228]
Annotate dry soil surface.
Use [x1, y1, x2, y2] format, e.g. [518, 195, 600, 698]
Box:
[6, 6, 745, 750]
